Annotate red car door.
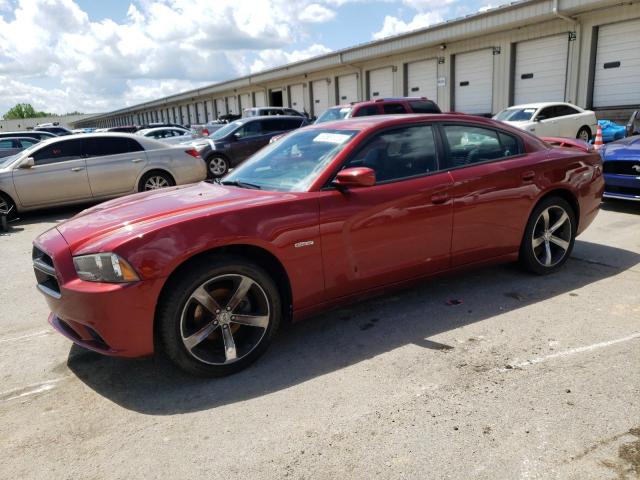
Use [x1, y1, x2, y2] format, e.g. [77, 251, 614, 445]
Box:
[439, 123, 545, 266]
[318, 123, 454, 300]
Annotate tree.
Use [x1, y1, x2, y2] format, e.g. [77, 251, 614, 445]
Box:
[3, 103, 52, 120]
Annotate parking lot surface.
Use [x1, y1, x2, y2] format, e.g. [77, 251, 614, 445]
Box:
[1, 201, 639, 479]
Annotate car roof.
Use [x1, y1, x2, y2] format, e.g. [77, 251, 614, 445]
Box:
[140, 126, 188, 133]
[308, 113, 492, 129]
[0, 136, 40, 141]
[235, 115, 304, 123]
[0, 130, 55, 136]
[505, 102, 581, 110]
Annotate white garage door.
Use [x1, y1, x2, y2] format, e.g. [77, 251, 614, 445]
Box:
[189, 105, 197, 125]
[312, 79, 330, 116]
[406, 59, 437, 100]
[455, 49, 494, 114]
[196, 102, 205, 123]
[289, 84, 304, 111]
[226, 96, 238, 115]
[205, 101, 214, 122]
[514, 34, 568, 105]
[215, 98, 226, 117]
[337, 74, 358, 104]
[254, 91, 266, 108]
[239, 93, 252, 111]
[181, 105, 189, 124]
[593, 19, 640, 107]
[369, 67, 394, 99]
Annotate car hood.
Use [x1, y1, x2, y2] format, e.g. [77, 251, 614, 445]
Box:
[56, 182, 286, 253]
[601, 136, 640, 160]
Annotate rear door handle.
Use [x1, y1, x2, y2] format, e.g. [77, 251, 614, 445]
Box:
[70, 167, 84, 172]
[521, 171, 535, 181]
[131, 158, 143, 163]
[431, 193, 449, 204]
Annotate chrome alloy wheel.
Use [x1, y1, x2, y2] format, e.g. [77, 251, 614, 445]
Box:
[0, 196, 9, 213]
[180, 274, 270, 365]
[208, 157, 228, 176]
[144, 175, 170, 190]
[531, 205, 572, 267]
[578, 129, 590, 142]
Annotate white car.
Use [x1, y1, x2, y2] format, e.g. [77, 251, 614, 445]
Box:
[493, 102, 598, 142]
[136, 126, 191, 145]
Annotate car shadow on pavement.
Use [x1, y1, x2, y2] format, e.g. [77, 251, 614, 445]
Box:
[66, 239, 640, 414]
[600, 199, 640, 215]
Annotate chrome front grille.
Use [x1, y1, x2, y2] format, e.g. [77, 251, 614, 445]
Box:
[33, 246, 61, 298]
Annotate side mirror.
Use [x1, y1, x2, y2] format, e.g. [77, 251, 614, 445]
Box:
[332, 167, 376, 189]
[19, 157, 34, 169]
[232, 132, 241, 140]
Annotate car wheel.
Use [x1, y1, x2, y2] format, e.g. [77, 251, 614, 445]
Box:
[577, 126, 591, 142]
[0, 193, 16, 221]
[519, 196, 576, 275]
[158, 255, 281, 376]
[139, 171, 175, 192]
[207, 156, 229, 178]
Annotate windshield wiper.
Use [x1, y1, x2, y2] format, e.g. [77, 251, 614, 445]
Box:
[220, 180, 262, 190]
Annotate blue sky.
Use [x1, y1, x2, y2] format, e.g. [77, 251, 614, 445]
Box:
[0, 0, 505, 116]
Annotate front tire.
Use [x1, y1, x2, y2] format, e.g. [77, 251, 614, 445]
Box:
[139, 171, 175, 192]
[577, 126, 591, 142]
[158, 255, 281, 376]
[519, 196, 576, 275]
[0, 193, 16, 222]
[207, 155, 229, 178]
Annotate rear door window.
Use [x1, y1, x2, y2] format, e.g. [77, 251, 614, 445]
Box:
[409, 100, 441, 113]
[441, 124, 522, 168]
[0, 139, 15, 148]
[554, 105, 580, 117]
[32, 139, 83, 165]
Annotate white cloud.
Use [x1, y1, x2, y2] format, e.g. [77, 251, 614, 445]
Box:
[299, 3, 336, 23]
[478, 4, 493, 12]
[372, 11, 445, 40]
[249, 44, 332, 73]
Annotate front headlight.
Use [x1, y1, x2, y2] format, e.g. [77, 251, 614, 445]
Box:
[73, 253, 140, 283]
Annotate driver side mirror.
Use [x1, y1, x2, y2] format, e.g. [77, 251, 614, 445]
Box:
[332, 167, 376, 189]
[19, 157, 34, 169]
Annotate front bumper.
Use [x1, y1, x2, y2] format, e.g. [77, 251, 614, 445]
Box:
[603, 173, 640, 202]
[33, 228, 165, 358]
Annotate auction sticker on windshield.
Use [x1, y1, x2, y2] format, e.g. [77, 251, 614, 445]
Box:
[313, 132, 352, 144]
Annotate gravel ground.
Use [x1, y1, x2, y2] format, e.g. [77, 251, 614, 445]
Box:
[0, 200, 639, 480]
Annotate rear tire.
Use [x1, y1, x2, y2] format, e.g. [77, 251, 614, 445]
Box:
[577, 126, 591, 142]
[207, 155, 229, 178]
[0, 192, 16, 222]
[139, 171, 175, 192]
[158, 255, 281, 377]
[519, 196, 576, 275]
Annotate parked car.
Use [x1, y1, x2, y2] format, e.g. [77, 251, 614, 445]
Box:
[33, 114, 604, 376]
[315, 97, 441, 124]
[136, 126, 191, 144]
[0, 130, 56, 141]
[243, 107, 306, 118]
[0, 133, 206, 216]
[599, 135, 640, 201]
[35, 124, 73, 136]
[626, 110, 640, 138]
[189, 123, 225, 137]
[135, 123, 187, 132]
[195, 115, 308, 177]
[0, 137, 40, 158]
[494, 102, 598, 141]
[102, 126, 138, 134]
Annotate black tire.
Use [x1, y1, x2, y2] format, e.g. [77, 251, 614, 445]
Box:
[0, 192, 16, 222]
[138, 171, 175, 192]
[519, 196, 576, 275]
[158, 254, 281, 376]
[207, 155, 229, 178]
[577, 126, 592, 142]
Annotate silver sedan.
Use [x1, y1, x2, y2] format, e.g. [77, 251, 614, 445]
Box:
[0, 133, 207, 215]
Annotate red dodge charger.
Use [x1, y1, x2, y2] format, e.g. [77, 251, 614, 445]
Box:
[33, 114, 604, 376]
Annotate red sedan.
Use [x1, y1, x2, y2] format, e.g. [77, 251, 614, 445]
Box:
[33, 114, 604, 376]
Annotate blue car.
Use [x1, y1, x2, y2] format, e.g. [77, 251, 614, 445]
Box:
[600, 136, 640, 202]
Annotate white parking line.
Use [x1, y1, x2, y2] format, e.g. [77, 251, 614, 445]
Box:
[501, 332, 640, 371]
[0, 377, 70, 402]
[0, 329, 51, 344]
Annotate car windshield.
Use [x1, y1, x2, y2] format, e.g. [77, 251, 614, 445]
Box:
[494, 108, 537, 122]
[209, 121, 243, 140]
[315, 107, 352, 124]
[222, 128, 358, 192]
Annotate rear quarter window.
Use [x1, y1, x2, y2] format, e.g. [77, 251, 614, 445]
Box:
[409, 100, 441, 114]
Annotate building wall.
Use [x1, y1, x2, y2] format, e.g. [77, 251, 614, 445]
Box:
[77, 0, 640, 128]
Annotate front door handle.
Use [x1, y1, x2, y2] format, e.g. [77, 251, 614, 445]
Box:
[521, 171, 535, 182]
[70, 167, 84, 172]
[131, 158, 143, 163]
[431, 192, 449, 204]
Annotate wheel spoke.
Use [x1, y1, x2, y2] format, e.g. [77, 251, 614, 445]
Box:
[541, 209, 550, 230]
[549, 235, 569, 251]
[532, 236, 545, 248]
[221, 326, 237, 362]
[183, 321, 219, 350]
[549, 212, 569, 233]
[231, 314, 269, 329]
[226, 277, 254, 312]
[192, 286, 222, 314]
[544, 240, 552, 266]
